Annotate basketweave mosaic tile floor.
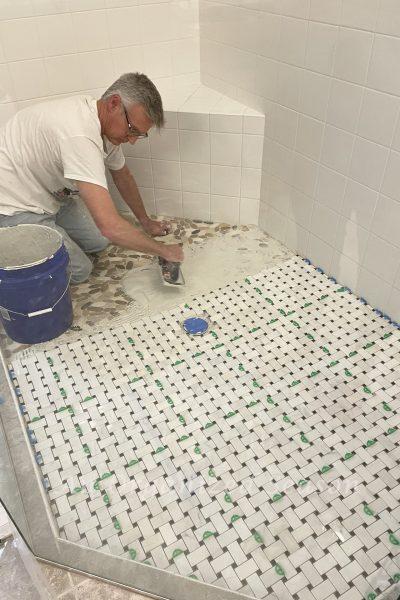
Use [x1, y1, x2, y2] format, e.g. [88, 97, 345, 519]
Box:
[7, 255, 400, 600]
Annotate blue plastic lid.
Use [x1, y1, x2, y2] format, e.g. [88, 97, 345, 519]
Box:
[183, 317, 209, 335]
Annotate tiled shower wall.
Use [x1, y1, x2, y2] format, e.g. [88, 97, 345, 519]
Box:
[0, 0, 199, 125]
[200, 0, 400, 322]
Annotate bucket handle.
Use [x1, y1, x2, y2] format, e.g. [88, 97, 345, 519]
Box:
[0, 275, 71, 318]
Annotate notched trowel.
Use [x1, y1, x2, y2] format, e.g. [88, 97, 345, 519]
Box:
[158, 257, 185, 286]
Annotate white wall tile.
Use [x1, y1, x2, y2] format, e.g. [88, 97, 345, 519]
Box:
[155, 188, 183, 217]
[355, 267, 392, 310]
[310, 202, 339, 246]
[305, 22, 338, 75]
[278, 16, 308, 67]
[210, 165, 241, 197]
[241, 168, 261, 200]
[315, 165, 346, 212]
[291, 153, 318, 197]
[138, 186, 156, 216]
[242, 135, 263, 169]
[45, 55, 85, 94]
[0, 63, 13, 102]
[211, 194, 240, 224]
[381, 150, 400, 204]
[33, 0, 70, 15]
[80, 50, 115, 89]
[172, 38, 199, 75]
[271, 104, 298, 149]
[367, 34, 400, 96]
[152, 159, 181, 190]
[265, 175, 291, 217]
[259, 203, 287, 243]
[182, 191, 210, 222]
[276, 62, 302, 110]
[243, 112, 265, 135]
[340, 0, 380, 32]
[253, 56, 278, 101]
[376, 0, 400, 37]
[308, 233, 334, 272]
[239, 197, 259, 225]
[125, 157, 153, 188]
[284, 218, 310, 255]
[257, 12, 281, 59]
[330, 251, 361, 292]
[0, 18, 42, 62]
[123, 137, 150, 159]
[333, 28, 374, 85]
[143, 42, 173, 79]
[72, 10, 108, 53]
[9, 59, 49, 101]
[370, 193, 400, 247]
[36, 13, 76, 56]
[181, 162, 210, 193]
[349, 137, 389, 191]
[295, 115, 324, 161]
[149, 129, 179, 161]
[299, 70, 331, 121]
[342, 179, 378, 229]
[321, 125, 354, 174]
[0, 1, 35, 20]
[357, 89, 400, 147]
[288, 188, 314, 229]
[178, 111, 209, 132]
[326, 79, 363, 133]
[179, 130, 210, 163]
[140, 3, 172, 45]
[211, 132, 241, 167]
[335, 217, 370, 263]
[309, 0, 343, 25]
[210, 113, 242, 134]
[387, 286, 400, 323]
[107, 7, 142, 48]
[0, 102, 17, 126]
[362, 233, 400, 284]
[69, 0, 106, 11]
[111, 45, 145, 75]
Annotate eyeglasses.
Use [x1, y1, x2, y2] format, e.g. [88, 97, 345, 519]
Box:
[122, 105, 148, 139]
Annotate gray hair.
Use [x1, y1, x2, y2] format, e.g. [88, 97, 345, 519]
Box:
[102, 72, 164, 128]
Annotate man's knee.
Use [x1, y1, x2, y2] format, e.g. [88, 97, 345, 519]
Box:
[87, 235, 109, 254]
[70, 254, 93, 284]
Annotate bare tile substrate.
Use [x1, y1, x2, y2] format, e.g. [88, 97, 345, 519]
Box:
[8, 256, 400, 600]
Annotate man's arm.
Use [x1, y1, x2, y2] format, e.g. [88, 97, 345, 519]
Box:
[77, 181, 183, 262]
[110, 164, 171, 236]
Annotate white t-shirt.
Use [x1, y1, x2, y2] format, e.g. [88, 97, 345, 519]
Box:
[0, 95, 125, 216]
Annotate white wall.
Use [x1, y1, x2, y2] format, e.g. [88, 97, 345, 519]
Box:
[200, 0, 400, 322]
[0, 0, 199, 123]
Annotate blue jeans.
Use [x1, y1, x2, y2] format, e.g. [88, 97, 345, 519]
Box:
[0, 198, 109, 283]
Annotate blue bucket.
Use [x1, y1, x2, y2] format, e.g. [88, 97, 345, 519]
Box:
[0, 224, 73, 344]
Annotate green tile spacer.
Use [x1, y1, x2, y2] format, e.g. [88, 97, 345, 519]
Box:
[266, 396, 275, 405]
[172, 549, 184, 559]
[383, 332, 393, 339]
[83, 444, 90, 455]
[193, 351, 204, 358]
[389, 533, 400, 545]
[53, 372, 60, 381]
[287, 310, 295, 316]
[329, 360, 339, 367]
[103, 494, 110, 504]
[232, 334, 243, 341]
[363, 503, 375, 517]
[289, 380, 300, 387]
[82, 395, 94, 402]
[291, 320, 300, 328]
[155, 446, 166, 453]
[344, 452, 355, 460]
[365, 439, 376, 447]
[382, 402, 392, 411]
[302, 302, 312, 308]
[245, 278, 251, 284]
[393, 573, 400, 583]
[298, 479, 308, 487]
[75, 425, 82, 434]
[366, 593, 377, 600]
[127, 337, 135, 345]
[275, 564, 285, 577]
[226, 350, 232, 357]
[272, 493, 284, 502]
[306, 334, 315, 341]
[142, 560, 151, 565]
[387, 427, 397, 434]
[129, 549, 137, 560]
[250, 326, 261, 333]
[55, 406, 68, 413]
[204, 421, 216, 429]
[212, 343, 224, 350]
[283, 414, 292, 423]
[268, 318, 278, 324]
[321, 465, 332, 474]
[336, 286, 347, 293]
[178, 415, 186, 424]
[254, 531, 263, 544]
[179, 435, 189, 442]
[136, 351, 143, 359]
[278, 309, 286, 316]
[309, 371, 320, 378]
[363, 342, 375, 349]
[208, 468, 216, 477]
[252, 380, 261, 388]
[344, 369, 353, 377]
[184, 303, 190, 308]
[189, 574, 198, 580]
[231, 514, 241, 522]
[131, 376, 142, 383]
[265, 297, 274, 305]
[210, 331, 218, 338]
[101, 472, 112, 480]
[255, 288, 262, 295]
[363, 385, 372, 394]
[172, 359, 184, 366]
[225, 411, 236, 418]
[203, 531, 215, 540]
[68, 406, 74, 415]
[224, 493, 232, 503]
[300, 433, 309, 444]
[194, 446, 201, 455]
[60, 389, 67, 398]
[32, 416, 41, 422]
[127, 459, 139, 467]
[94, 479, 101, 491]
[319, 294, 329, 300]
[321, 347, 330, 354]
[145, 365, 153, 375]
[73, 487, 82, 494]
[155, 380, 163, 389]
[349, 350, 358, 357]
[166, 397, 174, 405]
[247, 400, 259, 408]
[239, 364, 245, 371]
[113, 519, 121, 531]
[47, 357, 54, 366]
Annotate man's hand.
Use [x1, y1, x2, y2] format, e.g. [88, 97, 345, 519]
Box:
[141, 217, 171, 237]
[160, 243, 184, 263]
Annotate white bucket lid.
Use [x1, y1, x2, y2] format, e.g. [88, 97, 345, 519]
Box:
[0, 224, 63, 270]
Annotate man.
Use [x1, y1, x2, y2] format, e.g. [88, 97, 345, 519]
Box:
[0, 72, 184, 283]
